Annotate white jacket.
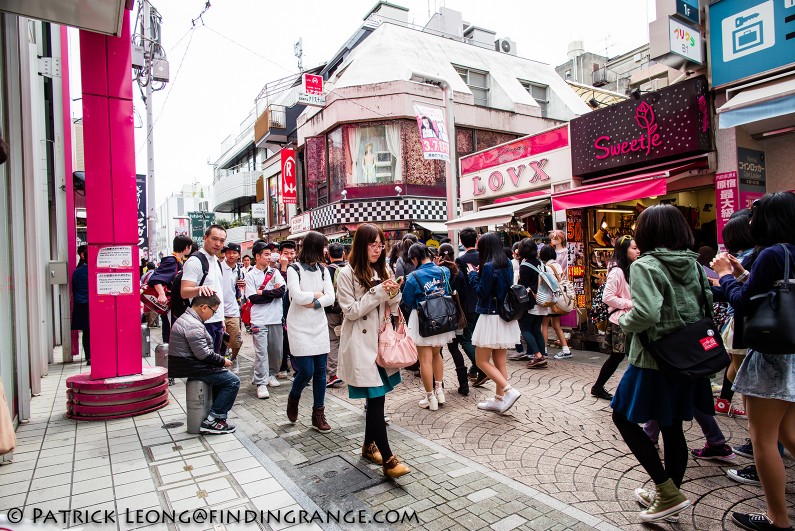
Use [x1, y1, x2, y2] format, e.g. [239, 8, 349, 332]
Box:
[336, 267, 401, 388]
[286, 263, 335, 357]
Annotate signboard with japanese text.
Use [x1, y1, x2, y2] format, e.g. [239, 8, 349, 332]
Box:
[297, 73, 325, 107]
[96, 246, 133, 269]
[136, 174, 148, 260]
[669, 18, 703, 64]
[290, 212, 311, 234]
[715, 171, 740, 252]
[738, 147, 766, 209]
[251, 203, 267, 219]
[96, 273, 134, 296]
[413, 102, 450, 161]
[565, 209, 586, 308]
[282, 149, 297, 204]
[188, 211, 215, 243]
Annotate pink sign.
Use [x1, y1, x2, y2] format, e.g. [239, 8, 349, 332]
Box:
[739, 190, 763, 211]
[303, 73, 323, 95]
[461, 126, 568, 175]
[715, 171, 739, 251]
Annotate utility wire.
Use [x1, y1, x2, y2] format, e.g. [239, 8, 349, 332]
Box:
[202, 24, 295, 75]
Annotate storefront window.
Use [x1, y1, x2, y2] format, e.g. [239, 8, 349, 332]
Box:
[304, 136, 326, 209]
[343, 123, 401, 186]
[327, 128, 345, 202]
[268, 176, 277, 227]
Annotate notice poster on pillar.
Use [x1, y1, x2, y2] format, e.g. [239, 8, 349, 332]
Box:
[96, 273, 134, 295]
[715, 171, 740, 252]
[413, 103, 450, 161]
[281, 148, 297, 205]
[96, 246, 133, 269]
[136, 174, 148, 260]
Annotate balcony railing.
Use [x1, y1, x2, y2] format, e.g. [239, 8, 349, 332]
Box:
[592, 67, 609, 87]
[211, 170, 259, 210]
[254, 105, 287, 143]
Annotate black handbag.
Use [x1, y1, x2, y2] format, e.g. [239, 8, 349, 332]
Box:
[744, 244, 795, 354]
[413, 272, 457, 338]
[639, 262, 729, 380]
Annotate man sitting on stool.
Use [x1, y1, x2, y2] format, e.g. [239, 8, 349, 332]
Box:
[169, 293, 240, 434]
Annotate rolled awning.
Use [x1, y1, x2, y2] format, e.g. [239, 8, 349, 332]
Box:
[446, 199, 548, 230]
[414, 221, 448, 234]
[286, 231, 309, 241]
[717, 76, 795, 129]
[552, 171, 668, 211]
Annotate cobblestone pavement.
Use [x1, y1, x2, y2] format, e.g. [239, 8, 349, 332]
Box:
[230, 332, 794, 531]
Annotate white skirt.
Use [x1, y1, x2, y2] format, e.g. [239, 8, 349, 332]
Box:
[408, 310, 456, 347]
[472, 314, 521, 349]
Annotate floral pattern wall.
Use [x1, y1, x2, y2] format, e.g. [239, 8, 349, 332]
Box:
[304, 136, 326, 210]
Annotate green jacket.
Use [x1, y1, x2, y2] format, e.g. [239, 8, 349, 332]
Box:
[618, 249, 712, 370]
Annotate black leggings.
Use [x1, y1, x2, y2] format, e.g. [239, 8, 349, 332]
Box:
[612, 410, 688, 487]
[364, 396, 392, 461]
[594, 352, 624, 390]
[82, 329, 91, 362]
[719, 369, 734, 401]
[446, 336, 468, 372]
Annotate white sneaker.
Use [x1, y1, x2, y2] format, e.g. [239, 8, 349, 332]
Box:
[256, 385, 270, 399]
[232, 359, 240, 373]
[477, 398, 503, 412]
[553, 350, 572, 360]
[268, 375, 281, 387]
[500, 388, 521, 414]
[435, 386, 446, 405]
[419, 394, 439, 411]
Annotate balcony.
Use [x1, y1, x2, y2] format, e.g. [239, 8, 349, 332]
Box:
[593, 67, 609, 87]
[255, 105, 288, 146]
[211, 170, 259, 213]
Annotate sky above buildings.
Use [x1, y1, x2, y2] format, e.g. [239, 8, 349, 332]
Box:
[70, 0, 656, 207]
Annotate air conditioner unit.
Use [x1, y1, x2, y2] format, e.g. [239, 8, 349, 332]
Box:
[494, 38, 517, 56]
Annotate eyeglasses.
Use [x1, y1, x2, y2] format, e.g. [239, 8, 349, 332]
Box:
[368, 242, 385, 250]
[207, 306, 219, 314]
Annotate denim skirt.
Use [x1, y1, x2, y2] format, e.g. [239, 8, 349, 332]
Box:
[733, 351, 795, 402]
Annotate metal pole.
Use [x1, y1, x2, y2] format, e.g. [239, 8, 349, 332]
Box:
[444, 85, 458, 249]
[144, 0, 157, 260]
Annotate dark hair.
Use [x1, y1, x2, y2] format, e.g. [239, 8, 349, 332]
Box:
[539, 244, 557, 263]
[173, 235, 193, 253]
[439, 237, 451, 245]
[437, 243, 459, 277]
[408, 243, 430, 264]
[328, 242, 344, 259]
[298, 231, 327, 264]
[204, 224, 226, 237]
[252, 241, 271, 257]
[511, 242, 520, 252]
[400, 234, 419, 261]
[633, 204, 694, 254]
[612, 236, 635, 283]
[242, 255, 252, 262]
[478, 232, 509, 269]
[279, 240, 296, 251]
[696, 246, 717, 267]
[722, 214, 754, 254]
[503, 246, 513, 261]
[750, 192, 795, 247]
[459, 227, 478, 248]
[192, 293, 221, 308]
[349, 223, 390, 290]
[146, 262, 156, 270]
[77, 244, 88, 257]
[190, 243, 199, 255]
[518, 238, 538, 262]
[387, 241, 401, 273]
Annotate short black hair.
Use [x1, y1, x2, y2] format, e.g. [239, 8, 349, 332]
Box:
[633, 204, 694, 254]
[328, 242, 344, 259]
[459, 227, 478, 248]
[539, 244, 557, 262]
[204, 224, 226, 237]
[242, 255, 252, 261]
[518, 238, 538, 262]
[77, 244, 88, 256]
[146, 261, 156, 270]
[279, 240, 296, 251]
[190, 243, 199, 255]
[298, 231, 327, 264]
[512, 242, 520, 252]
[750, 192, 795, 247]
[192, 293, 220, 308]
[439, 237, 451, 245]
[722, 214, 754, 254]
[173, 235, 193, 253]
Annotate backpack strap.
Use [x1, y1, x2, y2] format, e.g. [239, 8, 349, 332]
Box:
[194, 252, 210, 287]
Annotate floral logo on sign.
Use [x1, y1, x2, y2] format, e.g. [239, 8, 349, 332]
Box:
[634, 102, 658, 155]
[594, 100, 662, 160]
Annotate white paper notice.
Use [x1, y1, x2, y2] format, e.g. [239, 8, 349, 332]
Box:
[96, 246, 133, 268]
[96, 273, 134, 295]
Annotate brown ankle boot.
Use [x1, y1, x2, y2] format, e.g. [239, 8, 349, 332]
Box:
[362, 442, 382, 464]
[286, 396, 299, 423]
[383, 455, 410, 479]
[311, 406, 331, 432]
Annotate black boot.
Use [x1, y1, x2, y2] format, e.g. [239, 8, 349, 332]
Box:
[456, 367, 470, 396]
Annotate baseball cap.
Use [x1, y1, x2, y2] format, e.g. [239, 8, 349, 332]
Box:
[224, 242, 241, 253]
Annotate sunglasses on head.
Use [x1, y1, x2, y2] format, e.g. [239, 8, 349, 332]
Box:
[618, 235, 632, 244]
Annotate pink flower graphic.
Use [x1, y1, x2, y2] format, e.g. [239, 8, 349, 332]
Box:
[634, 101, 658, 155]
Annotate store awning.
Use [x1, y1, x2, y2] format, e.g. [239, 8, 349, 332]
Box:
[324, 232, 348, 241]
[552, 171, 668, 211]
[286, 231, 309, 241]
[414, 221, 448, 234]
[717, 77, 795, 129]
[445, 199, 548, 230]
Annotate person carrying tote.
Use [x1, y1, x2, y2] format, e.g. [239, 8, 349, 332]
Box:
[403, 243, 455, 410]
[336, 223, 410, 479]
[465, 232, 522, 414]
[712, 192, 795, 531]
[591, 235, 639, 399]
[543, 229, 572, 353]
[285, 231, 336, 433]
[518, 238, 548, 370]
[610, 205, 714, 523]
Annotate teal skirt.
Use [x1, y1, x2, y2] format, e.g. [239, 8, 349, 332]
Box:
[348, 366, 402, 399]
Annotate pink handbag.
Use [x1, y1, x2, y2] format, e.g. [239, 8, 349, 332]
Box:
[376, 303, 418, 369]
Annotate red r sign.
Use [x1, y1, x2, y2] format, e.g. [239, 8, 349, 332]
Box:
[281, 149, 297, 204]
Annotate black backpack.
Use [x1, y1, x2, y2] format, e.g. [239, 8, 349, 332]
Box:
[170, 252, 221, 323]
[499, 284, 530, 322]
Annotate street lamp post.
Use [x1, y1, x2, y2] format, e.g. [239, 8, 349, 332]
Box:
[409, 71, 458, 251]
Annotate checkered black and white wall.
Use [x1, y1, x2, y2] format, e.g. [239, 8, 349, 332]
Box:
[312, 198, 447, 228]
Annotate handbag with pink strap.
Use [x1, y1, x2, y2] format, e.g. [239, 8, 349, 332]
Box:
[376, 302, 418, 369]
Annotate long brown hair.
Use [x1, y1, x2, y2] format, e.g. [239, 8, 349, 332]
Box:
[349, 223, 390, 289]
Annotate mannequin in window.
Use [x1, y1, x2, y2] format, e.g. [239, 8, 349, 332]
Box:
[362, 143, 376, 183]
[420, 116, 437, 139]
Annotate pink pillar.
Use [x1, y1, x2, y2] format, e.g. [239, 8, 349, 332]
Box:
[80, 16, 142, 379]
[62, 26, 76, 363]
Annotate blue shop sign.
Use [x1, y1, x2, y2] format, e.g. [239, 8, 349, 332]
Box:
[676, 0, 700, 25]
[708, 0, 795, 88]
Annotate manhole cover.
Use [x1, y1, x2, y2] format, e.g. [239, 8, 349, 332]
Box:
[161, 421, 183, 429]
[297, 454, 379, 499]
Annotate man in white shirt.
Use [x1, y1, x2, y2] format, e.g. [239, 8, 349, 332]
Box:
[220, 243, 245, 368]
[245, 241, 286, 399]
[181, 225, 226, 353]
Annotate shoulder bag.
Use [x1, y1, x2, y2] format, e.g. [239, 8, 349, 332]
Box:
[377, 302, 418, 369]
[547, 260, 575, 314]
[639, 262, 729, 380]
[744, 244, 795, 354]
[241, 269, 276, 325]
[413, 272, 458, 337]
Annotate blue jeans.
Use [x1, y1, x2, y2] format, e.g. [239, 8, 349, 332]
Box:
[204, 321, 224, 353]
[520, 313, 546, 356]
[190, 370, 240, 420]
[290, 354, 327, 408]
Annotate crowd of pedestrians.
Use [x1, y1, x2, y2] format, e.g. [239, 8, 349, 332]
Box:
[132, 191, 794, 529]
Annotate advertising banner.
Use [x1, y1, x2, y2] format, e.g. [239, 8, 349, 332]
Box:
[565, 209, 586, 309]
[715, 171, 740, 252]
[281, 149, 297, 205]
[188, 211, 215, 243]
[175, 217, 190, 237]
[413, 102, 450, 161]
[136, 174, 148, 259]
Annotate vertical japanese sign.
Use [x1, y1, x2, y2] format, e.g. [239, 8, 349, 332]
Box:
[136, 174, 148, 260]
[413, 102, 450, 161]
[566, 209, 586, 308]
[715, 171, 740, 252]
[281, 148, 297, 205]
[737, 148, 766, 209]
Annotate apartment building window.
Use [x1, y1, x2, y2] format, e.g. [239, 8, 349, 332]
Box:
[455, 66, 489, 106]
[521, 81, 549, 116]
